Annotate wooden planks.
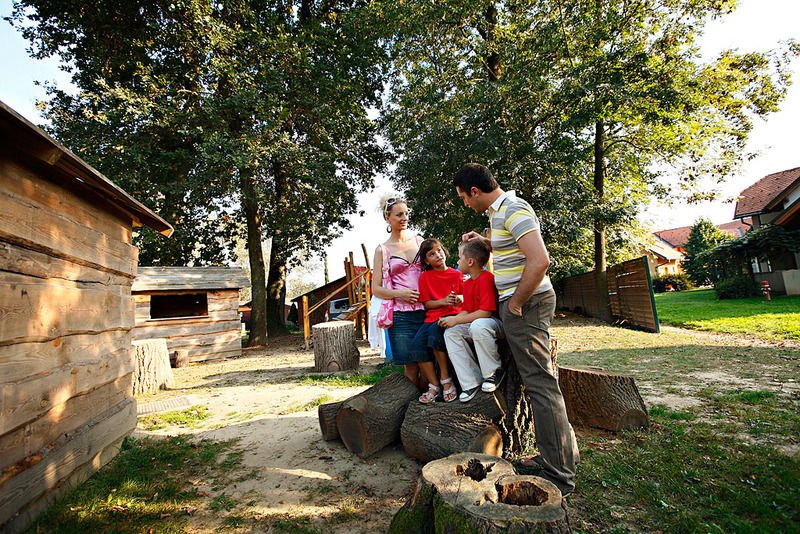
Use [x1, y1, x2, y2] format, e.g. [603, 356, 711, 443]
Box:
[0, 271, 133, 345]
[0, 398, 136, 528]
[0, 375, 130, 469]
[132, 267, 250, 291]
[0, 186, 138, 276]
[559, 256, 659, 333]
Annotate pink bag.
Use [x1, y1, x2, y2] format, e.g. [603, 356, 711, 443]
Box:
[376, 245, 394, 328]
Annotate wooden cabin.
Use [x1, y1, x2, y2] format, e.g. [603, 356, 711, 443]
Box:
[0, 101, 172, 532]
[132, 267, 249, 363]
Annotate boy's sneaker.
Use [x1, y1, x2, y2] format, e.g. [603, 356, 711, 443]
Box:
[481, 368, 505, 392]
[459, 386, 481, 403]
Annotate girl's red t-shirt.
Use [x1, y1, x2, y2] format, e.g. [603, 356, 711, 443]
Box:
[418, 267, 464, 322]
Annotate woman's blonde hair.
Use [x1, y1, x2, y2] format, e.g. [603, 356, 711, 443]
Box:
[379, 194, 407, 218]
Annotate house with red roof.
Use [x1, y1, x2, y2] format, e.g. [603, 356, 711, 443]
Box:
[733, 166, 800, 294]
[647, 219, 750, 276]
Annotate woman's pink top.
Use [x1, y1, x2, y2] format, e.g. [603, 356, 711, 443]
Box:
[387, 255, 425, 312]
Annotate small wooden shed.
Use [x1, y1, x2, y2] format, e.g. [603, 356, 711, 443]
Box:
[0, 101, 172, 532]
[132, 267, 250, 363]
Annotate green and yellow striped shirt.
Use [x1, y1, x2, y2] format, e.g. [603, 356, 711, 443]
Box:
[488, 191, 553, 300]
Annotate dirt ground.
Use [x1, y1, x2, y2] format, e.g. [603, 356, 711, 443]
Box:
[133, 314, 799, 532]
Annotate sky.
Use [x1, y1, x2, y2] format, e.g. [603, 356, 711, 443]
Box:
[2, 0, 799, 285]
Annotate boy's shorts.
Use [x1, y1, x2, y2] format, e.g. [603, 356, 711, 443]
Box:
[410, 317, 452, 362]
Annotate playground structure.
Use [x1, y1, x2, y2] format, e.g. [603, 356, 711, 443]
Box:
[301, 244, 372, 348]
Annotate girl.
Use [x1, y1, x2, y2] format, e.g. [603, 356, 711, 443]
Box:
[371, 195, 426, 390]
[412, 238, 464, 403]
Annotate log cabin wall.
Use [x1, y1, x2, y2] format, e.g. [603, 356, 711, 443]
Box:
[131, 267, 249, 363]
[0, 102, 172, 533]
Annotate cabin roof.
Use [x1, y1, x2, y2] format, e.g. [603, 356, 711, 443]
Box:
[0, 100, 172, 235]
[734, 166, 800, 218]
[133, 267, 250, 292]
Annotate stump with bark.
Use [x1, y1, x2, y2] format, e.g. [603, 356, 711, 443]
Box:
[389, 452, 570, 534]
[336, 372, 419, 457]
[313, 320, 360, 372]
[132, 339, 174, 395]
[558, 365, 649, 432]
[401, 392, 505, 463]
[318, 400, 344, 441]
[173, 349, 190, 368]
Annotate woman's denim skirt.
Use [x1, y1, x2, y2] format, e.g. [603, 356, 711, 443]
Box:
[387, 310, 426, 365]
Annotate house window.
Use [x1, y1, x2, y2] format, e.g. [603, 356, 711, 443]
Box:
[150, 293, 209, 319]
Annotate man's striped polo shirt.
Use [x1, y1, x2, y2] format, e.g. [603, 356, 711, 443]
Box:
[488, 190, 553, 300]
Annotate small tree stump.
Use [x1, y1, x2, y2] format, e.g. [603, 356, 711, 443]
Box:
[389, 452, 570, 534]
[558, 365, 649, 432]
[336, 372, 419, 458]
[313, 320, 359, 372]
[318, 401, 344, 441]
[132, 339, 174, 395]
[173, 349, 191, 368]
[400, 392, 505, 463]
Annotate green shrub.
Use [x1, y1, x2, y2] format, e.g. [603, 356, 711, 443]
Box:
[653, 272, 695, 293]
[714, 276, 760, 299]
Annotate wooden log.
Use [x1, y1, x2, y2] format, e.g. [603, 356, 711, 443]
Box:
[318, 401, 344, 441]
[173, 349, 190, 368]
[558, 365, 649, 432]
[390, 452, 570, 534]
[400, 392, 505, 463]
[312, 320, 359, 372]
[131, 339, 174, 395]
[336, 372, 419, 458]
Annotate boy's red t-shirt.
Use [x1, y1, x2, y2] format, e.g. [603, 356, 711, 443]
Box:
[462, 271, 498, 313]
[418, 267, 464, 322]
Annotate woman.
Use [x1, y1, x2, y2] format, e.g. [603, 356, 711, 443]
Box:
[372, 195, 426, 391]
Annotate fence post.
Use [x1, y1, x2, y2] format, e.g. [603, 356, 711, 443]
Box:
[303, 295, 311, 349]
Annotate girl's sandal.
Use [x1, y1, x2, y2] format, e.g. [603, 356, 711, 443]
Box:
[419, 384, 441, 404]
[441, 378, 457, 403]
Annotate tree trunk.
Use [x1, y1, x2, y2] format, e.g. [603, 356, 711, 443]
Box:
[132, 339, 174, 395]
[389, 452, 570, 534]
[401, 395, 506, 463]
[313, 321, 360, 372]
[266, 239, 289, 336]
[336, 372, 420, 458]
[242, 172, 268, 346]
[558, 365, 649, 432]
[593, 119, 612, 322]
[318, 401, 345, 441]
[173, 349, 190, 368]
[400, 338, 559, 462]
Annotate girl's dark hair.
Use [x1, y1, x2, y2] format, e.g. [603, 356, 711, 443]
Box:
[418, 238, 448, 271]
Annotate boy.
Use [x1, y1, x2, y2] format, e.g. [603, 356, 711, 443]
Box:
[439, 239, 504, 402]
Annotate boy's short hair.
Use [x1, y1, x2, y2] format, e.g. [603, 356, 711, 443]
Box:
[459, 239, 491, 268]
[453, 163, 499, 194]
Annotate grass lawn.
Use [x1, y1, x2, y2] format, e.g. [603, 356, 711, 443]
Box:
[655, 288, 800, 341]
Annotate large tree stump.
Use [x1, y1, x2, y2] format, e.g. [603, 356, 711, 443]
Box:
[558, 365, 649, 432]
[336, 372, 419, 458]
[132, 339, 174, 395]
[389, 452, 570, 534]
[318, 401, 344, 441]
[313, 320, 359, 372]
[401, 392, 505, 463]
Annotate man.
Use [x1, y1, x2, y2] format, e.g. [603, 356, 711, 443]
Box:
[454, 162, 577, 496]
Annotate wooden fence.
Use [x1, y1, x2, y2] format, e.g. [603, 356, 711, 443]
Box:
[558, 256, 660, 333]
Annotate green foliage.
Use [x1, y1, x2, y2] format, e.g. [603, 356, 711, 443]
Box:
[379, 1, 795, 278]
[703, 224, 800, 276]
[655, 289, 800, 340]
[652, 272, 695, 293]
[683, 219, 733, 285]
[714, 276, 761, 300]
